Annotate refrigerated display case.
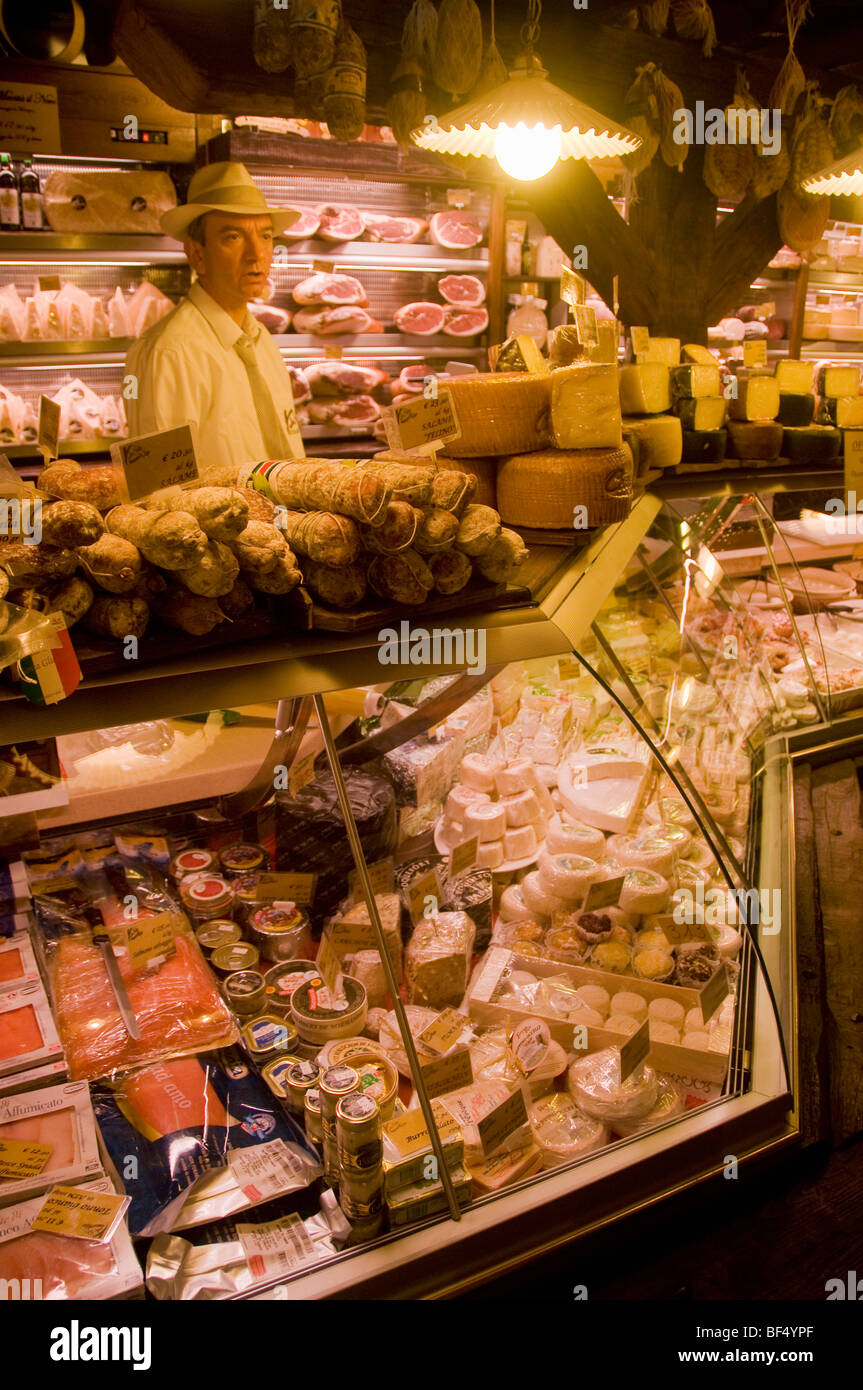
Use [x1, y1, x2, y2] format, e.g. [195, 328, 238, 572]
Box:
[0, 491, 803, 1299]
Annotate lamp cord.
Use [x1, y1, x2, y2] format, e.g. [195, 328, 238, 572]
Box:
[520, 0, 541, 52]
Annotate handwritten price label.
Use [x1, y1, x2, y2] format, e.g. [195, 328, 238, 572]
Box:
[111, 423, 199, 501]
[32, 1184, 130, 1244]
[255, 872, 317, 904]
[126, 911, 180, 971]
[0, 1138, 53, 1180]
[348, 856, 394, 901]
[383, 388, 462, 456]
[37, 396, 60, 459]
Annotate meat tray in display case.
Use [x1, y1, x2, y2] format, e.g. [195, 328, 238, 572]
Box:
[0, 493, 802, 1299]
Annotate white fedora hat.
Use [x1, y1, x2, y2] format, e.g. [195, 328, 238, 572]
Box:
[161, 161, 302, 239]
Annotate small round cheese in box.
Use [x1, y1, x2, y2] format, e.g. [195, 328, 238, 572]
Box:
[537, 852, 600, 902]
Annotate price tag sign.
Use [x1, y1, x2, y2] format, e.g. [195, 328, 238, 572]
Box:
[348, 856, 394, 901]
[478, 1088, 528, 1156]
[324, 344, 344, 359]
[288, 752, 317, 796]
[448, 836, 478, 882]
[383, 1100, 461, 1158]
[619, 1019, 651, 1080]
[574, 305, 599, 348]
[325, 916, 377, 955]
[558, 655, 581, 681]
[408, 866, 442, 924]
[743, 340, 768, 368]
[417, 1007, 468, 1056]
[382, 389, 462, 457]
[126, 910, 180, 972]
[0, 1138, 53, 1180]
[420, 1045, 473, 1098]
[229, 1141, 311, 1204]
[255, 872, 317, 904]
[312, 259, 336, 274]
[845, 429, 863, 512]
[583, 874, 625, 911]
[236, 1211, 316, 1280]
[446, 188, 472, 207]
[37, 396, 60, 460]
[0, 82, 61, 155]
[700, 963, 730, 1024]
[630, 326, 650, 356]
[38, 275, 61, 293]
[560, 264, 582, 309]
[663, 915, 710, 945]
[315, 932, 343, 995]
[111, 423, 198, 501]
[32, 1185, 130, 1244]
[511, 1018, 551, 1075]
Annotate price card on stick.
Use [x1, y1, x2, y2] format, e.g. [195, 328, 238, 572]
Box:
[37, 396, 60, 463]
[38, 275, 61, 293]
[583, 874, 625, 911]
[347, 856, 394, 901]
[448, 835, 478, 881]
[408, 865, 442, 924]
[743, 340, 768, 369]
[111, 423, 198, 501]
[417, 1007, 468, 1056]
[619, 1019, 650, 1081]
[478, 1088, 528, 1156]
[574, 305, 598, 349]
[699, 963, 730, 1024]
[126, 910, 180, 972]
[420, 1046, 473, 1098]
[630, 326, 651, 357]
[382, 388, 462, 457]
[255, 872, 317, 904]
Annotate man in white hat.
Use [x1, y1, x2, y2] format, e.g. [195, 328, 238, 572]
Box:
[126, 162, 305, 473]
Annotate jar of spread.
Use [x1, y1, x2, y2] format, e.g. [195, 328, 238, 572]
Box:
[195, 920, 242, 955]
[290, 975, 368, 1045]
[304, 1087, 323, 1145]
[285, 1059, 321, 1116]
[218, 843, 269, 877]
[180, 874, 235, 922]
[247, 902, 309, 962]
[171, 848, 217, 880]
[224, 969, 267, 1016]
[211, 941, 260, 978]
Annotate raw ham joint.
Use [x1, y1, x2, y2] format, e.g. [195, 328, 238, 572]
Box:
[429, 210, 485, 249]
[441, 305, 489, 337]
[438, 274, 486, 306]
[292, 273, 368, 307]
[393, 302, 446, 336]
[315, 204, 365, 243]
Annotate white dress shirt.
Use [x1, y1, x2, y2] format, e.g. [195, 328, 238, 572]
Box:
[125, 281, 305, 472]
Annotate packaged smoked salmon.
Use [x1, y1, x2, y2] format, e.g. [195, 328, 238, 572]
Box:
[0, 1177, 142, 1300]
[92, 1049, 323, 1237]
[0, 1080, 102, 1208]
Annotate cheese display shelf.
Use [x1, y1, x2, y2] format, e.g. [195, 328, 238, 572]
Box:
[0, 494, 798, 1301]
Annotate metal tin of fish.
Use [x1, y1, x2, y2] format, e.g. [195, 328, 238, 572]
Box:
[224, 969, 267, 1016]
[211, 941, 260, 977]
[171, 848, 217, 880]
[218, 843, 270, 877]
[195, 920, 242, 955]
[247, 904, 309, 963]
[180, 874, 234, 921]
[261, 1054, 306, 1099]
[319, 1064, 360, 1184]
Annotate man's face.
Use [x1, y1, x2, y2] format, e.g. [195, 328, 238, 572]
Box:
[185, 212, 274, 310]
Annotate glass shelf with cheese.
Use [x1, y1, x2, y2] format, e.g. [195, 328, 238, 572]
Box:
[1, 505, 794, 1295]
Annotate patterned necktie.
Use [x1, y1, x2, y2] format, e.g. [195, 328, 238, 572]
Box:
[234, 333, 290, 459]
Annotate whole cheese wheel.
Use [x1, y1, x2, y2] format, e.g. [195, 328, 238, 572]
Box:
[442, 373, 552, 457]
[776, 393, 815, 427]
[497, 445, 633, 528]
[726, 419, 783, 460]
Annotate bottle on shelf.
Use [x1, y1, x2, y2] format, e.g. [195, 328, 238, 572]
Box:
[19, 160, 42, 230]
[0, 154, 21, 230]
[520, 224, 533, 277]
[506, 281, 549, 349]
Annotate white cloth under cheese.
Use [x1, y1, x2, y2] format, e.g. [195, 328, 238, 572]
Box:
[127, 281, 305, 471]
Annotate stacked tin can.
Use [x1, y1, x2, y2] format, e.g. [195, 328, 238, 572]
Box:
[336, 1091, 384, 1239]
[318, 1064, 360, 1185]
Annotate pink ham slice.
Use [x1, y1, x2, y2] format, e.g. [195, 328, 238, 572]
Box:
[441, 305, 489, 336]
[429, 210, 484, 249]
[397, 364, 449, 395]
[308, 394, 381, 425]
[292, 273, 368, 306]
[316, 204, 365, 243]
[393, 301, 446, 336]
[280, 207, 321, 241]
[293, 305, 380, 336]
[361, 212, 428, 243]
[286, 365, 311, 404]
[438, 274, 486, 306]
[305, 362, 388, 396]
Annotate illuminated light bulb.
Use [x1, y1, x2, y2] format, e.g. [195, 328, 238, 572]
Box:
[493, 122, 562, 181]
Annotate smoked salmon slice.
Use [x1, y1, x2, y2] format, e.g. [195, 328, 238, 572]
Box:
[52, 933, 236, 1082]
[0, 948, 23, 984]
[118, 1058, 230, 1139]
[0, 1108, 78, 1171]
[0, 1005, 44, 1061]
[0, 1230, 115, 1299]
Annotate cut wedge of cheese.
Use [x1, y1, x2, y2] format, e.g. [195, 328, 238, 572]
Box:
[775, 359, 813, 393]
[443, 372, 552, 457]
[670, 363, 721, 399]
[727, 375, 780, 421]
[781, 425, 842, 461]
[496, 445, 633, 528]
[681, 344, 718, 366]
[726, 419, 783, 460]
[816, 395, 863, 427]
[676, 396, 726, 431]
[620, 414, 682, 469]
[776, 393, 815, 426]
[816, 364, 860, 397]
[682, 429, 727, 463]
[550, 362, 622, 449]
[618, 364, 671, 414]
[636, 337, 680, 366]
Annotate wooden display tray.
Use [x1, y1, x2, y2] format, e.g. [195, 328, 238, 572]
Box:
[309, 577, 531, 633]
[467, 946, 731, 1085]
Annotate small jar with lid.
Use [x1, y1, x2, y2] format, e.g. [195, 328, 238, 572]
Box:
[180, 873, 235, 923]
[211, 940, 260, 978]
[218, 843, 270, 877]
[247, 902, 309, 963]
[285, 1059, 320, 1116]
[304, 1086, 323, 1145]
[232, 873, 265, 921]
[171, 847, 217, 881]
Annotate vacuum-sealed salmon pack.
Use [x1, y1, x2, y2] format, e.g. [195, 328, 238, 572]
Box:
[91, 1050, 323, 1238]
[0, 981, 65, 1078]
[0, 931, 41, 994]
[0, 1080, 103, 1208]
[0, 1177, 142, 1300]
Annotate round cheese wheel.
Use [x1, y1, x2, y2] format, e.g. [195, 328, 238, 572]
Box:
[576, 984, 610, 1017]
[648, 1020, 681, 1044]
[529, 1092, 609, 1167]
[495, 758, 536, 797]
[497, 445, 634, 529]
[648, 998, 685, 1028]
[504, 824, 538, 861]
[520, 868, 568, 918]
[464, 801, 507, 842]
[619, 868, 671, 914]
[568, 1047, 659, 1122]
[546, 813, 606, 859]
[502, 788, 542, 827]
[612, 1075, 685, 1137]
[607, 833, 675, 878]
[537, 851, 599, 900]
[499, 884, 532, 922]
[609, 990, 647, 1023]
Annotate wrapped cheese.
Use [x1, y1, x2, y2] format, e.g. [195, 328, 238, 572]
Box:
[405, 911, 476, 1009]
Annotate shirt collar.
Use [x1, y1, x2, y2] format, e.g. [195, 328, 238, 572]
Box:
[187, 281, 261, 349]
